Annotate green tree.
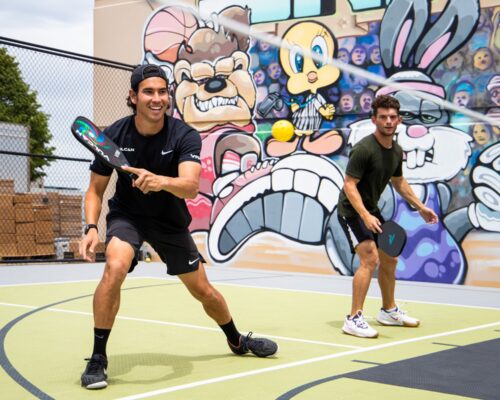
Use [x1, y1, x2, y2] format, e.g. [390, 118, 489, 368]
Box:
[0, 47, 54, 181]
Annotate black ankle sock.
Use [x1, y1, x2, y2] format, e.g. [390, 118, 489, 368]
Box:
[219, 319, 241, 347]
[92, 328, 111, 357]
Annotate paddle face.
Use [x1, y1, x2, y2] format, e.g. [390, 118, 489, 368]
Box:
[377, 220, 407, 257]
[71, 116, 131, 172]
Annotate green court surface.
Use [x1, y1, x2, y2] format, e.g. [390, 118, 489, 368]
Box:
[1, 275, 499, 399]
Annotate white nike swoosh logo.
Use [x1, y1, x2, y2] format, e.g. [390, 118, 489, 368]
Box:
[188, 258, 199, 265]
[161, 149, 173, 155]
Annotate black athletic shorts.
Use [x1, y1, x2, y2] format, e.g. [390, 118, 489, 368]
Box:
[105, 209, 205, 275]
[337, 211, 385, 254]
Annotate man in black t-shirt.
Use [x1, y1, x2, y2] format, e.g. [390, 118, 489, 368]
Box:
[79, 65, 277, 390]
[337, 95, 438, 338]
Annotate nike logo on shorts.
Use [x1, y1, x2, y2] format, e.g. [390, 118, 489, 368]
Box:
[188, 258, 199, 266]
[161, 149, 173, 155]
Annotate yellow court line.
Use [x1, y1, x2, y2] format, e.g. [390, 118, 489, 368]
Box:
[116, 320, 500, 400]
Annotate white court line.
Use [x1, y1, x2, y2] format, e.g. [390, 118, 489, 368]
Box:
[194, 278, 500, 311]
[1, 275, 499, 311]
[117, 320, 500, 400]
[0, 302, 361, 350]
[0, 276, 166, 287]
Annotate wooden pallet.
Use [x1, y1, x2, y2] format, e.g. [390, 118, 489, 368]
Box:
[63, 251, 105, 261]
[0, 254, 57, 261]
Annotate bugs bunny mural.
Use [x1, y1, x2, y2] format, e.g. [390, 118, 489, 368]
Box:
[325, 0, 500, 284]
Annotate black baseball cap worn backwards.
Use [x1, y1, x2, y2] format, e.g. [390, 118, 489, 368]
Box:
[131, 64, 168, 92]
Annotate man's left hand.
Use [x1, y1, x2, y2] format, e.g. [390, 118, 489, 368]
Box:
[122, 166, 165, 194]
[418, 207, 438, 224]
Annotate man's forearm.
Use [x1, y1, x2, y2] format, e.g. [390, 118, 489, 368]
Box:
[84, 191, 103, 225]
[161, 176, 199, 199]
[344, 182, 370, 219]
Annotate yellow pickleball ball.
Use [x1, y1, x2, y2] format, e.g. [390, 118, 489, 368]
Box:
[271, 120, 295, 142]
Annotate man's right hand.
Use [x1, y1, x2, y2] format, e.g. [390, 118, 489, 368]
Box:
[362, 213, 383, 233]
[79, 230, 99, 262]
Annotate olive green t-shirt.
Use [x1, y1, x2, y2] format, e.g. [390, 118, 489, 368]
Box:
[338, 134, 403, 218]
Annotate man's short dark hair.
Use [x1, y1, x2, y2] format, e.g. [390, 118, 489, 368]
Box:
[130, 64, 168, 92]
[127, 64, 168, 112]
[372, 95, 400, 116]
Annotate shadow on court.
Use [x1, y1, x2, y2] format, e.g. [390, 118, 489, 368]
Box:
[104, 352, 229, 385]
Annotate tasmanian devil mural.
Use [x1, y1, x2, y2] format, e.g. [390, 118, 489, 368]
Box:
[143, 6, 275, 232]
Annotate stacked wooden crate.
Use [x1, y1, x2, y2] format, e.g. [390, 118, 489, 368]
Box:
[14, 193, 37, 257]
[0, 179, 108, 260]
[59, 194, 83, 238]
[45, 192, 61, 238]
[34, 203, 55, 256]
[0, 180, 82, 258]
[0, 180, 16, 257]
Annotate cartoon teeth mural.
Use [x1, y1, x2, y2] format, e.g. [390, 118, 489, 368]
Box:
[140, 0, 500, 286]
[209, 153, 344, 263]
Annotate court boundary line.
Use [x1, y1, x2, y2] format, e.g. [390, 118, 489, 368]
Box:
[1, 274, 499, 311]
[208, 280, 500, 311]
[0, 301, 362, 350]
[0, 276, 161, 287]
[116, 320, 500, 400]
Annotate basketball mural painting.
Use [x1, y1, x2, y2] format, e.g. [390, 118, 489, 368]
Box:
[139, 0, 500, 287]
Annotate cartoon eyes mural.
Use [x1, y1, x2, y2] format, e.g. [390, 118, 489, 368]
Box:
[311, 36, 328, 69]
[289, 46, 304, 73]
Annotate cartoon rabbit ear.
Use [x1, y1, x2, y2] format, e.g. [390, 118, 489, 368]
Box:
[380, 0, 429, 73]
[414, 0, 479, 73]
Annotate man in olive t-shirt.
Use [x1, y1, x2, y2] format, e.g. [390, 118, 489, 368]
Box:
[337, 95, 438, 338]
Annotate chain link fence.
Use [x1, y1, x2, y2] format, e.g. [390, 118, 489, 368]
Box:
[0, 37, 134, 262]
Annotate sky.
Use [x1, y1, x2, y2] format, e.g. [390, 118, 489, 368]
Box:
[0, 0, 93, 55]
[0, 0, 95, 191]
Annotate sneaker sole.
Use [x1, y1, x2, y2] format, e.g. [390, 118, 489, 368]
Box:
[342, 327, 378, 338]
[84, 381, 108, 390]
[377, 318, 420, 327]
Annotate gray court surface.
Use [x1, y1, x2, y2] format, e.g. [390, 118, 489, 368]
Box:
[347, 337, 500, 399]
[277, 338, 500, 400]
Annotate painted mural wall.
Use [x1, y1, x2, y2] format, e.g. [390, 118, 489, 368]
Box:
[139, 0, 500, 287]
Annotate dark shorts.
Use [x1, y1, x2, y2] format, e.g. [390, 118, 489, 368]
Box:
[105, 210, 205, 275]
[337, 211, 385, 254]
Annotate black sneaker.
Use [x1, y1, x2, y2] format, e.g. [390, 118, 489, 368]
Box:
[228, 332, 278, 357]
[81, 354, 108, 389]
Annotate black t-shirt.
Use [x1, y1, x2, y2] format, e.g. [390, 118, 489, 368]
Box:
[338, 134, 403, 218]
[90, 115, 201, 231]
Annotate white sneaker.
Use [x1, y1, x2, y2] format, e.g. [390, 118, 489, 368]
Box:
[377, 306, 420, 327]
[342, 311, 379, 338]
